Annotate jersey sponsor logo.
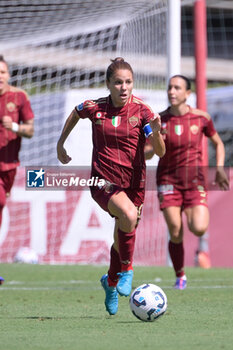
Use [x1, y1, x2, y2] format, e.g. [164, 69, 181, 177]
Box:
[129, 116, 139, 127]
[175, 125, 183, 135]
[6, 102, 16, 112]
[112, 116, 121, 127]
[190, 124, 199, 135]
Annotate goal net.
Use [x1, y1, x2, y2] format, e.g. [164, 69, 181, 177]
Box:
[0, 0, 168, 264]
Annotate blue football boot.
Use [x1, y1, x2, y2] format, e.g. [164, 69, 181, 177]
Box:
[117, 270, 134, 296]
[100, 274, 118, 315]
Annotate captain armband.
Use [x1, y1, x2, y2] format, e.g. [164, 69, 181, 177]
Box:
[143, 123, 153, 138]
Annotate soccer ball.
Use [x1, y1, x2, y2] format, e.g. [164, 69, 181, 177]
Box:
[14, 247, 39, 264]
[129, 283, 167, 322]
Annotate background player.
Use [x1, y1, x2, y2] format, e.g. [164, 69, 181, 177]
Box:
[57, 57, 165, 314]
[0, 55, 34, 284]
[145, 74, 229, 289]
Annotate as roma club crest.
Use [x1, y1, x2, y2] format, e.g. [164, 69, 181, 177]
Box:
[6, 102, 16, 112]
[190, 124, 199, 135]
[128, 116, 139, 127]
[174, 124, 183, 136]
[112, 116, 121, 127]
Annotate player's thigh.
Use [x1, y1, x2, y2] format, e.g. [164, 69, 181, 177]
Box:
[107, 191, 137, 223]
[184, 205, 209, 235]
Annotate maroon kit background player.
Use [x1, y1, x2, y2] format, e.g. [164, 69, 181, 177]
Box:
[57, 57, 165, 315]
[145, 75, 229, 289]
[0, 55, 34, 284]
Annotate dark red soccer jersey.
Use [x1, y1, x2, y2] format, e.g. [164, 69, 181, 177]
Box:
[0, 86, 34, 171]
[157, 106, 216, 189]
[76, 94, 154, 188]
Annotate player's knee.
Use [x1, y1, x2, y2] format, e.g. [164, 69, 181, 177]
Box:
[189, 223, 207, 237]
[120, 206, 138, 232]
[168, 223, 182, 240]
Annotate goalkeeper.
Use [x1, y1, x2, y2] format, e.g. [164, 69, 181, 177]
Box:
[0, 55, 34, 283]
[57, 57, 165, 315]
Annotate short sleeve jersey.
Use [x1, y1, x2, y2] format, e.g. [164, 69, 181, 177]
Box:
[76, 94, 154, 188]
[0, 86, 34, 171]
[157, 106, 216, 189]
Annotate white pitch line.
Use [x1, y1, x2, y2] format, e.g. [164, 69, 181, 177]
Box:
[0, 285, 233, 291]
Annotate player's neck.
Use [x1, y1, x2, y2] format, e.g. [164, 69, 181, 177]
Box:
[0, 84, 9, 96]
[169, 104, 189, 116]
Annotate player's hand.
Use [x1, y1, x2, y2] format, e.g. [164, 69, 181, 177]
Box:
[214, 167, 229, 190]
[57, 142, 72, 164]
[150, 113, 161, 133]
[2, 115, 13, 130]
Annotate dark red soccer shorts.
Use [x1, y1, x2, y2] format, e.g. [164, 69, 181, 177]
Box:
[157, 184, 208, 211]
[90, 183, 145, 220]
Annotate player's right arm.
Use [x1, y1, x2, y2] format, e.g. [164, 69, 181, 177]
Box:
[57, 108, 80, 164]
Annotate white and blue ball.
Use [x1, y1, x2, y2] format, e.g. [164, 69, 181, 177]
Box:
[129, 283, 167, 322]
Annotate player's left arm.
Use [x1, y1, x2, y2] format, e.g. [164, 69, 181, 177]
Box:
[209, 132, 229, 190]
[2, 115, 34, 138]
[144, 142, 154, 160]
[147, 114, 166, 158]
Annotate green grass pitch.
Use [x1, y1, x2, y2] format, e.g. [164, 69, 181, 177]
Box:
[0, 264, 233, 350]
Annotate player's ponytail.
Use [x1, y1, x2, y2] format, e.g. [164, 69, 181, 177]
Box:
[0, 55, 9, 69]
[0, 55, 6, 62]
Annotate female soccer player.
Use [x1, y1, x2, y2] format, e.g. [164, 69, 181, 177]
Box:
[57, 57, 165, 315]
[0, 55, 34, 284]
[145, 75, 229, 289]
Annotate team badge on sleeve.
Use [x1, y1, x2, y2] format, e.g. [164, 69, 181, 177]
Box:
[96, 112, 102, 118]
[76, 103, 84, 111]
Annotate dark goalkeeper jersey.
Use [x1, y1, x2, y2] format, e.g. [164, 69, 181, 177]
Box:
[76, 94, 154, 188]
